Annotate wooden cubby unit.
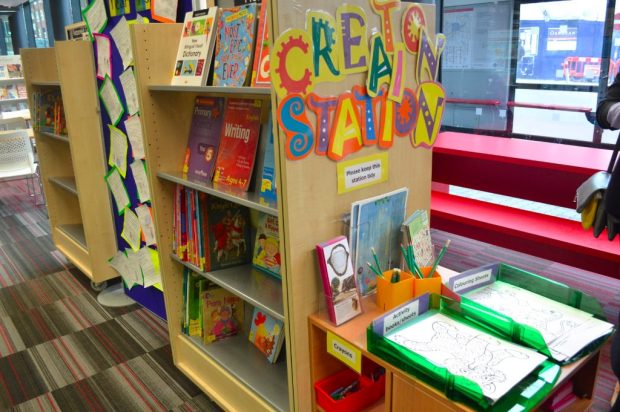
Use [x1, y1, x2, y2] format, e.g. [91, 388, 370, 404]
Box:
[22, 42, 118, 284]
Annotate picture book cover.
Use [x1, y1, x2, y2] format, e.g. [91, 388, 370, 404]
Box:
[250, 0, 270, 87]
[204, 196, 252, 271]
[402, 209, 434, 267]
[185, 96, 225, 183]
[248, 307, 285, 363]
[186, 270, 204, 337]
[203, 286, 244, 344]
[252, 213, 280, 278]
[172, 8, 220, 86]
[212, 98, 262, 191]
[316, 236, 362, 325]
[213, 4, 258, 87]
[259, 115, 277, 203]
[354, 188, 409, 296]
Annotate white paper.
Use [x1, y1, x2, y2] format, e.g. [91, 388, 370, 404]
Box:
[121, 208, 142, 252]
[125, 248, 144, 287]
[119, 68, 139, 116]
[100, 76, 124, 125]
[130, 160, 151, 203]
[464, 281, 614, 361]
[135, 204, 156, 246]
[94, 34, 111, 79]
[106, 168, 130, 212]
[387, 312, 546, 402]
[109, 125, 128, 177]
[137, 247, 161, 287]
[153, 0, 178, 21]
[124, 115, 145, 159]
[110, 16, 133, 70]
[109, 250, 140, 289]
[83, 0, 107, 35]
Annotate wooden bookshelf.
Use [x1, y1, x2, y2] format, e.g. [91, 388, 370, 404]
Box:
[22, 42, 118, 285]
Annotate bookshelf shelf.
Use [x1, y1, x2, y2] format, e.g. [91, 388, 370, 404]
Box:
[171, 254, 284, 321]
[48, 176, 77, 195]
[158, 171, 278, 216]
[58, 223, 87, 249]
[22, 42, 118, 284]
[149, 84, 271, 96]
[185, 335, 289, 412]
[40, 131, 69, 143]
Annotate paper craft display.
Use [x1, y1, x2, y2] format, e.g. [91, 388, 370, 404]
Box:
[109, 250, 141, 289]
[136, 204, 156, 246]
[119, 68, 139, 116]
[316, 236, 362, 325]
[138, 247, 161, 287]
[351, 188, 408, 296]
[462, 280, 614, 362]
[82, 0, 108, 39]
[124, 115, 145, 159]
[108, 125, 128, 177]
[99, 75, 124, 126]
[110, 17, 133, 70]
[121, 208, 142, 252]
[130, 160, 151, 203]
[152, 0, 178, 23]
[94, 34, 112, 80]
[385, 311, 547, 404]
[105, 168, 130, 214]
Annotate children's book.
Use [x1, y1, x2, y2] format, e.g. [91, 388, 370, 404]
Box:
[184, 96, 225, 183]
[353, 188, 409, 296]
[203, 286, 244, 344]
[203, 196, 252, 271]
[212, 98, 262, 191]
[258, 115, 277, 203]
[172, 8, 220, 86]
[316, 236, 362, 325]
[402, 209, 434, 267]
[186, 270, 204, 337]
[248, 307, 285, 363]
[213, 4, 258, 87]
[250, 0, 270, 87]
[252, 213, 280, 279]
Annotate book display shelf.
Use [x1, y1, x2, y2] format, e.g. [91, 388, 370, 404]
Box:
[22, 43, 118, 285]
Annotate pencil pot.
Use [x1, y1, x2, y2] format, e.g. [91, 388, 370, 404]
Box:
[376, 270, 414, 311]
[412, 267, 443, 298]
[314, 368, 385, 412]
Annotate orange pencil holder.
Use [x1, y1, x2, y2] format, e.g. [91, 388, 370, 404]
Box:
[376, 270, 414, 311]
[412, 266, 443, 298]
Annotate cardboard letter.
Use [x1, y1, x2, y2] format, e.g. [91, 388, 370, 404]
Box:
[277, 94, 315, 159]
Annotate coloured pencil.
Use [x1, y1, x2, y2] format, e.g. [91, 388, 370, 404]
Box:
[428, 239, 450, 278]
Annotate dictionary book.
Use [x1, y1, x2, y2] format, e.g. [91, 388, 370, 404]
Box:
[212, 98, 262, 191]
[185, 96, 225, 183]
[172, 8, 220, 86]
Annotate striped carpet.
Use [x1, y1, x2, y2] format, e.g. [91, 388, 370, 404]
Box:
[0, 179, 220, 412]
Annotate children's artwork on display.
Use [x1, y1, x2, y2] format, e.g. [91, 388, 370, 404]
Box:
[463, 281, 614, 362]
[213, 4, 258, 87]
[136, 0, 151, 12]
[94, 34, 112, 80]
[353, 188, 408, 295]
[151, 0, 178, 23]
[316, 236, 362, 325]
[386, 311, 547, 403]
[108, 0, 130, 16]
[110, 16, 133, 70]
[99, 75, 124, 125]
[82, 0, 108, 39]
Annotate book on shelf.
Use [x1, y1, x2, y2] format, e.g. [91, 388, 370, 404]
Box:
[401, 209, 434, 267]
[183, 268, 206, 337]
[252, 212, 280, 279]
[16, 84, 27, 99]
[212, 98, 262, 191]
[248, 306, 285, 363]
[203, 286, 245, 344]
[250, 0, 270, 87]
[7, 63, 22, 79]
[33, 89, 66, 135]
[172, 8, 221, 86]
[257, 114, 277, 203]
[213, 3, 258, 87]
[183, 96, 225, 183]
[316, 236, 362, 326]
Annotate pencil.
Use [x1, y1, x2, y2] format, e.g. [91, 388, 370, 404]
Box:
[366, 261, 383, 278]
[428, 239, 451, 278]
[371, 247, 381, 273]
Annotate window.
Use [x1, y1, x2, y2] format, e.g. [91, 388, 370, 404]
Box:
[29, 0, 48, 48]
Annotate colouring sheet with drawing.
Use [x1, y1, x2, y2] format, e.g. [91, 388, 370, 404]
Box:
[386, 312, 546, 403]
[464, 281, 613, 361]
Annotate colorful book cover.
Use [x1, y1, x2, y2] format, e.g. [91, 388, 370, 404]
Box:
[172, 8, 220, 86]
[259, 115, 277, 203]
[316, 236, 362, 326]
[186, 270, 203, 337]
[402, 209, 434, 267]
[204, 196, 252, 271]
[212, 98, 262, 191]
[213, 4, 258, 87]
[354, 188, 409, 296]
[203, 287, 244, 344]
[248, 307, 285, 363]
[252, 213, 280, 278]
[251, 0, 270, 87]
[186, 96, 225, 184]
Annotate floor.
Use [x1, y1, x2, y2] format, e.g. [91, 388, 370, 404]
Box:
[0, 177, 617, 411]
[0, 179, 220, 411]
